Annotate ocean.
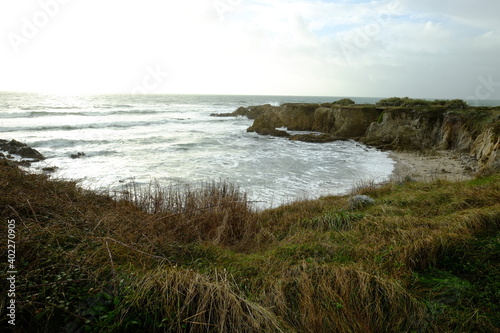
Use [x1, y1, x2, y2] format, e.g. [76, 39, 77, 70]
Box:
[0, 92, 412, 208]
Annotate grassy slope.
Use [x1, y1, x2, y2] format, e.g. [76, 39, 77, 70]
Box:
[1, 159, 499, 332]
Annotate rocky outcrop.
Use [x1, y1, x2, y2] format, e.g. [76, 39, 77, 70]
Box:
[211, 105, 272, 119]
[246, 103, 381, 139]
[289, 133, 348, 143]
[361, 108, 446, 150]
[471, 126, 499, 176]
[222, 102, 500, 175]
[361, 108, 500, 175]
[0, 139, 46, 161]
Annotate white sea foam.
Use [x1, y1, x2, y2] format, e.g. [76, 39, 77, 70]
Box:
[1, 93, 398, 208]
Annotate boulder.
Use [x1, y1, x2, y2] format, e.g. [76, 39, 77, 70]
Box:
[0, 139, 46, 160]
[18, 147, 46, 160]
[349, 195, 375, 209]
[8, 139, 27, 148]
[70, 152, 86, 159]
[249, 127, 290, 137]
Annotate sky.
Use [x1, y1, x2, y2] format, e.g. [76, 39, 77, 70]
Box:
[1, 0, 499, 99]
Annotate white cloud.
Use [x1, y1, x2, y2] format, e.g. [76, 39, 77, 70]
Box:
[0, 0, 499, 98]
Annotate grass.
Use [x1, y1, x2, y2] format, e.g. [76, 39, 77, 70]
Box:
[1, 159, 499, 332]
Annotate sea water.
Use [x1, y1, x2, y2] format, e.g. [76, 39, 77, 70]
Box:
[1, 92, 396, 208]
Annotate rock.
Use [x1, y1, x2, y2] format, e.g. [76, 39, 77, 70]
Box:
[327, 106, 381, 137]
[18, 160, 32, 167]
[42, 166, 58, 173]
[248, 127, 290, 137]
[18, 147, 46, 160]
[211, 105, 270, 119]
[0, 139, 46, 160]
[70, 152, 86, 159]
[349, 195, 375, 209]
[246, 104, 381, 140]
[8, 139, 27, 148]
[362, 108, 446, 150]
[210, 112, 234, 117]
[289, 133, 347, 143]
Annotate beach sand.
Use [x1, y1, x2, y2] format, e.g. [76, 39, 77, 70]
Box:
[389, 150, 477, 182]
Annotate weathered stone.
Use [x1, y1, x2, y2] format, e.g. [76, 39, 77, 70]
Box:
[18, 160, 32, 167]
[9, 139, 27, 148]
[246, 104, 380, 140]
[289, 133, 346, 143]
[349, 195, 375, 209]
[70, 152, 86, 159]
[248, 127, 290, 137]
[18, 147, 46, 160]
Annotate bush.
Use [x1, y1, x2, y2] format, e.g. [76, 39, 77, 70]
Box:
[333, 98, 355, 106]
[376, 97, 469, 109]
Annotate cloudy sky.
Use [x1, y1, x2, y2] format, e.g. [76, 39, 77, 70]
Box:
[1, 0, 499, 99]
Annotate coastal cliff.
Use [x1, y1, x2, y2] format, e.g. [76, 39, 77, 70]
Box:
[220, 101, 500, 176]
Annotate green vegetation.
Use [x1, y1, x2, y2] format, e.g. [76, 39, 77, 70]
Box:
[332, 98, 355, 106]
[1, 160, 499, 332]
[377, 97, 469, 109]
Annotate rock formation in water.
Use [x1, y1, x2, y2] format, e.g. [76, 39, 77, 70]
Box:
[216, 102, 500, 176]
[0, 139, 46, 161]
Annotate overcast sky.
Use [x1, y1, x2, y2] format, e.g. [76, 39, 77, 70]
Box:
[1, 0, 499, 99]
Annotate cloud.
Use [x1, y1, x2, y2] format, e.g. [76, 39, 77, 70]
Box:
[0, 0, 499, 98]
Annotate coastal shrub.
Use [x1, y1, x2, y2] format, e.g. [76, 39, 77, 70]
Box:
[376, 97, 469, 109]
[332, 98, 355, 106]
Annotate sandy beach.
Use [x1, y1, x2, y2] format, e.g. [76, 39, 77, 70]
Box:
[389, 150, 477, 182]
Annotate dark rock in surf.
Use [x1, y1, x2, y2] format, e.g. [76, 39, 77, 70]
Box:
[0, 139, 46, 160]
[289, 133, 348, 143]
[8, 139, 27, 148]
[70, 152, 86, 159]
[18, 147, 46, 160]
[42, 166, 58, 173]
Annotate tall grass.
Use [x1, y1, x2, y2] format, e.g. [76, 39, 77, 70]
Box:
[1, 160, 499, 332]
[126, 267, 286, 333]
[114, 180, 257, 246]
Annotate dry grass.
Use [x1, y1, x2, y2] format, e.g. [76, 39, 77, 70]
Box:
[127, 266, 286, 333]
[1, 159, 499, 332]
[260, 263, 426, 333]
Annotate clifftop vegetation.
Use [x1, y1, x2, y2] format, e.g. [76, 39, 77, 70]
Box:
[1, 159, 499, 332]
[376, 97, 469, 109]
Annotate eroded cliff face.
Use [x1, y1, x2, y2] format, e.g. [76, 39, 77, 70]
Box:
[361, 108, 446, 150]
[246, 103, 381, 139]
[231, 103, 500, 175]
[362, 108, 500, 175]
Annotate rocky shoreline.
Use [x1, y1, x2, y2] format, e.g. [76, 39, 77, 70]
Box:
[4, 99, 498, 186]
[213, 100, 500, 178]
[0, 139, 46, 167]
